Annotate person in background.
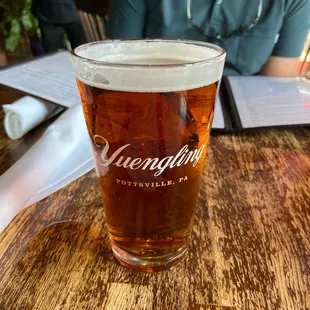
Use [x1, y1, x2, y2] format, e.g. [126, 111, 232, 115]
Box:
[107, 0, 310, 76]
[31, 0, 87, 53]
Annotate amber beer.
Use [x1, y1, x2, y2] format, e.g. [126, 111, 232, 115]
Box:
[72, 40, 225, 271]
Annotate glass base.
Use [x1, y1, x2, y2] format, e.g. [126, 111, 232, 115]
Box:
[111, 240, 188, 272]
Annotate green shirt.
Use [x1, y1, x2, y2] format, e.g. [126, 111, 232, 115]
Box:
[107, 0, 310, 76]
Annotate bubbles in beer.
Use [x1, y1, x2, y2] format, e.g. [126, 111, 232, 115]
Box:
[77, 78, 218, 258]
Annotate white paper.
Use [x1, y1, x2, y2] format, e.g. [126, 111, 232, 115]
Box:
[0, 52, 80, 108]
[212, 97, 225, 129]
[0, 104, 94, 232]
[228, 76, 310, 128]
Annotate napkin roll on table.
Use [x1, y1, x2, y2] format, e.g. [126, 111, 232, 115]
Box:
[3, 96, 63, 140]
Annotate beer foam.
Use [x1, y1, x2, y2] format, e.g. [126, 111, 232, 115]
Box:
[72, 41, 225, 92]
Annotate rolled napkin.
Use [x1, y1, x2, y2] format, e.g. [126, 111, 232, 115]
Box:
[3, 96, 63, 140]
[0, 104, 95, 232]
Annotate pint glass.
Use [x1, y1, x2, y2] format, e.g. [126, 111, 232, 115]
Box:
[71, 40, 225, 271]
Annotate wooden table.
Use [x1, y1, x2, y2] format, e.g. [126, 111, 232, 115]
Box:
[0, 89, 309, 310]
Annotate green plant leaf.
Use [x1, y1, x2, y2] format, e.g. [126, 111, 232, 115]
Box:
[10, 19, 21, 35]
[24, 0, 32, 11]
[5, 19, 22, 51]
[5, 34, 21, 51]
[21, 9, 34, 31]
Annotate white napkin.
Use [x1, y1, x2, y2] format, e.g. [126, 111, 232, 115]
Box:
[0, 104, 95, 232]
[3, 96, 63, 140]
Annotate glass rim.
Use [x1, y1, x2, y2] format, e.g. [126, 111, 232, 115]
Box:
[72, 39, 226, 68]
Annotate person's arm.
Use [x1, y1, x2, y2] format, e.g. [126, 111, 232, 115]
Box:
[259, 0, 310, 77]
[259, 56, 300, 76]
[107, 0, 147, 39]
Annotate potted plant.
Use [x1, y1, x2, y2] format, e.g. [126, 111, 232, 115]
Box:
[0, 0, 42, 65]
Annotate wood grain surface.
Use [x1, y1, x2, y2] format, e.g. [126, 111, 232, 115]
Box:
[0, 89, 309, 310]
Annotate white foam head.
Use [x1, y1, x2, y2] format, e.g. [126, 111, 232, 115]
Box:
[72, 40, 226, 92]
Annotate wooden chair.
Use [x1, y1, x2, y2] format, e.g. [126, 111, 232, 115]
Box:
[75, 0, 109, 42]
[79, 12, 106, 42]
